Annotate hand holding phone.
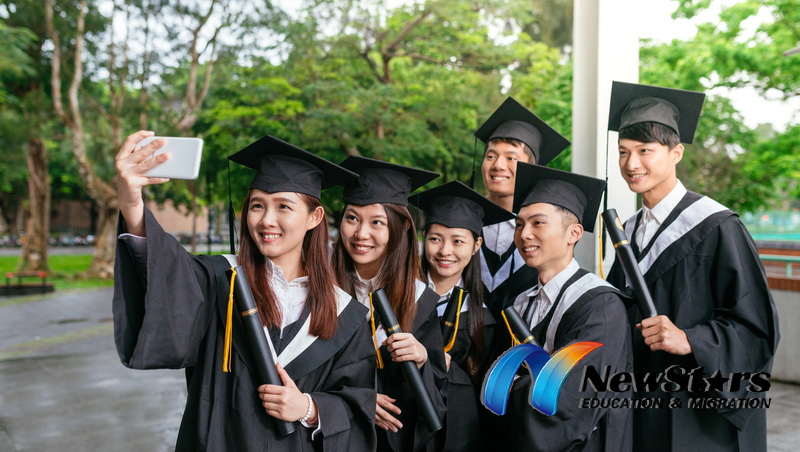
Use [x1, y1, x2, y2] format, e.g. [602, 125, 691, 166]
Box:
[136, 136, 203, 180]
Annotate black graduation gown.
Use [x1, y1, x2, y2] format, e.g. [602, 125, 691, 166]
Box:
[112, 207, 377, 451]
[436, 297, 497, 452]
[376, 285, 447, 452]
[607, 191, 780, 452]
[490, 268, 633, 452]
[480, 224, 539, 319]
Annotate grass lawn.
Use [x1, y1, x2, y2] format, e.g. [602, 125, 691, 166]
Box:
[0, 254, 113, 290]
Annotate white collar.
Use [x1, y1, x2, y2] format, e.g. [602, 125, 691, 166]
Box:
[483, 218, 516, 231]
[352, 271, 375, 308]
[643, 179, 687, 224]
[426, 272, 464, 299]
[355, 270, 374, 288]
[266, 257, 309, 287]
[529, 258, 581, 302]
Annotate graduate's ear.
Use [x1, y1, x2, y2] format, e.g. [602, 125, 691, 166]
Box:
[567, 222, 584, 246]
[473, 236, 483, 255]
[306, 205, 325, 231]
[670, 143, 685, 165]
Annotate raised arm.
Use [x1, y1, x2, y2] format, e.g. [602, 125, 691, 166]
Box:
[114, 130, 170, 236]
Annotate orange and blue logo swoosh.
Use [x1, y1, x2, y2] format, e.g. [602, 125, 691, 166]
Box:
[481, 342, 603, 416]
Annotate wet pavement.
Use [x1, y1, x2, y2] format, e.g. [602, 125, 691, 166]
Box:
[0, 288, 185, 452]
[1, 288, 799, 451]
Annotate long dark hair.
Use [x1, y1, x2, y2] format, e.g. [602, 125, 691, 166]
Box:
[238, 190, 337, 340]
[420, 225, 485, 377]
[333, 203, 419, 332]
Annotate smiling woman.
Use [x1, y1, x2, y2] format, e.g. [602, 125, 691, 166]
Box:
[410, 180, 513, 452]
[112, 131, 377, 451]
[331, 156, 447, 452]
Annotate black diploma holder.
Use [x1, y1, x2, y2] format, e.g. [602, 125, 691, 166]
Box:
[227, 265, 296, 436]
[371, 288, 444, 433]
[501, 306, 535, 345]
[602, 209, 658, 318]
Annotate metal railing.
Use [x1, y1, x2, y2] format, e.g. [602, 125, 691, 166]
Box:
[760, 254, 800, 277]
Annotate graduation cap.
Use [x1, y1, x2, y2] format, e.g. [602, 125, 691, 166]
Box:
[340, 156, 439, 206]
[474, 97, 570, 166]
[228, 135, 357, 199]
[608, 81, 706, 144]
[409, 180, 514, 236]
[512, 162, 606, 233]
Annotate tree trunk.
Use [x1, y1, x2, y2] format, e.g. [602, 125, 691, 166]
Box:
[87, 206, 118, 279]
[19, 137, 50, 272]
[190, 180, 198, 254]
[15, 201, 25, 234]
[47, 0, 118, 279]
[0, 205, 9, 235]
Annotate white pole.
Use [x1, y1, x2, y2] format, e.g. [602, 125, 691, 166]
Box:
[572, 0, 640, 274]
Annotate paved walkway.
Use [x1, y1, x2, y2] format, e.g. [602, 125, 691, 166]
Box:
[0, 289, 185, 452]
[0, 288, 798, 451]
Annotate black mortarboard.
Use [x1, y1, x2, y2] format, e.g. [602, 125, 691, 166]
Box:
[228, 135, 357, 199]
[512, 163, 606, 233]
[340, 156, 439, 206]
[474, 97, 570, 166]
[608, 81, 706, 144]
[409, 181, 514, 236]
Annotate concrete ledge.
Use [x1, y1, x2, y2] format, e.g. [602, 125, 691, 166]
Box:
[772, 289, 800, 383]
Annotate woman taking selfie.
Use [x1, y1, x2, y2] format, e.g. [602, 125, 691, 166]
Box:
[113, 131, 376, 451]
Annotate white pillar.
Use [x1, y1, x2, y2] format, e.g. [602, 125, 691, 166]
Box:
[572, 0, 639, 274]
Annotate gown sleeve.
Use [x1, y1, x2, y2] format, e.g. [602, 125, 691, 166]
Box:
[311, 317, 378, 451]
[438, 308, 493, 452]
[378, 287, 447, 451]
[681, 218, 779, 428]
[112, 206, 218, 369]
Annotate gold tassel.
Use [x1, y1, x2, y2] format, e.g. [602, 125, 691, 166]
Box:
[369, 293, 384, 369]
[443, 288, 465, 353]
[222, 267, 236, 372]
[500, 310, 521, 347]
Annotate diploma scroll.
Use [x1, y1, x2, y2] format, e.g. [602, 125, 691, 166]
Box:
[501, 307, 535, 345]
[371, 288, 444, 433]
[227, 266, 297, 436]
[602, 209, 658, 318]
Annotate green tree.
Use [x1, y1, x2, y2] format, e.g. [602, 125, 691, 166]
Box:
[0, 22, 36, 237]
[638, 0, 800, 212]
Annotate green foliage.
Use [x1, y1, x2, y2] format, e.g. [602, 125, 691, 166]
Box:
[0, 22, 36, 85]
[14, 0, 797, 231]
[641, 0, 800, 212]
[674, 0, 799, 96]
[194, 0, 576, 218]
[0, 255, 113, 290]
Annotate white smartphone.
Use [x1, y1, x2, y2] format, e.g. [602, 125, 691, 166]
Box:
[136, 136, 203, 180]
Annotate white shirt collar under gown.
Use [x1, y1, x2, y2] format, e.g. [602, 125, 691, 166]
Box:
[512, 258, 581, 334]
[426, 273, 470, 317]
[353, 271, 376, 317]
[264, 257, 310, 336]
[353, 270, 427, 344]
[637, 179, 687, 249]
[480, 219, 528, 293]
